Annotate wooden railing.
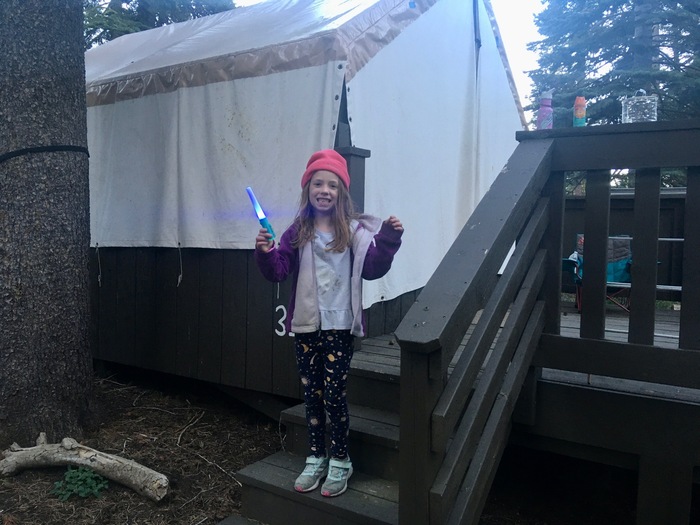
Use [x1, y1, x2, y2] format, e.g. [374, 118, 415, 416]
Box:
[395, 120, 700, 524]
[394, 137, 560, 524]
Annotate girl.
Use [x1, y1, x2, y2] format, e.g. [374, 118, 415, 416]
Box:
[254, 149, 403, 497]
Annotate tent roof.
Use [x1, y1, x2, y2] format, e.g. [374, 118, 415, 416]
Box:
[85, 0, 433, 106]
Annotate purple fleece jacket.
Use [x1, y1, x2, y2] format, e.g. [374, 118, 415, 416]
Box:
[254, 214, 402, 337]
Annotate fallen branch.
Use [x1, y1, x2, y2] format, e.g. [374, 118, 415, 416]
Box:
[0, 433, 169, 502]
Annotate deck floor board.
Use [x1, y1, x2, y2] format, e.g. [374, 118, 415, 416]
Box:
[559, 303, 680, 348]
[356, 305, 683, 387]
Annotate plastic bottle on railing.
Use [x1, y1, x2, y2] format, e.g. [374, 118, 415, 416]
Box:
[536, 89, 554, 130]
[573, 96, 586, 127]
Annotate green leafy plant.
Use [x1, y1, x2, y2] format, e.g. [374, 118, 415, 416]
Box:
[52, 466, 109, 501]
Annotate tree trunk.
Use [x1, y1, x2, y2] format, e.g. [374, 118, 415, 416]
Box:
[0, 0, 93, 446]
[632, 0, 658, 76]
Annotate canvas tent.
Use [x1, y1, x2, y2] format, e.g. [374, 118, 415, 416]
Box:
[85, 0, 524, 309]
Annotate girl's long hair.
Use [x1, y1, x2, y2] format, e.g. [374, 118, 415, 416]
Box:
[292, 180, 357, 252]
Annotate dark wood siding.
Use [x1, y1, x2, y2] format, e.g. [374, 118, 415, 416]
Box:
[90, 246, 418, 399]
[221, 251, 248, 387]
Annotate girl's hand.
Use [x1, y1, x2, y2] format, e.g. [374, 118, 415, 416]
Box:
[255, 228, 275, 253]
[385, 216, 403, 232]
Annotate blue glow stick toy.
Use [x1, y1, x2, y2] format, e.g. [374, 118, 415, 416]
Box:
[246, 186, 276, 241]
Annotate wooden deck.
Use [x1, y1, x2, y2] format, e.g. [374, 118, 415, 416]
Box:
[347, 303, 687, 420]
[236, 304, 694, 525]
[235, 122, 700, 525]
[559, 301, 681, 348]
[548, 302, 700, 407]
[352, 303, 698, 427]
[354, 302, 683, 380]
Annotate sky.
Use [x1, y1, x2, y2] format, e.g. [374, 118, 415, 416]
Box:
[488, 0, 544, 110]
[234, 0, 544, 109]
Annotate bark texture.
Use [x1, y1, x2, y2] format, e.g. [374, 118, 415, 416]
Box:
[0, 0, 93, 446]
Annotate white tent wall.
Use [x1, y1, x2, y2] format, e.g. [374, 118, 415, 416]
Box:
[347, 0, 522, 308]
[88, 62, 345, 247]
[85, 0, 523, 310]
[473, 1, 526, 209]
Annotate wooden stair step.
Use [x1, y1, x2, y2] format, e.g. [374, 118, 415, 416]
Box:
[350, 333, 472, 411]
[282, 402, 399, 447]
[355, 334, 400, 374]
[349, 335, 401, 411]
[281, 402, 400, 480]
[236, 451, 398, 525]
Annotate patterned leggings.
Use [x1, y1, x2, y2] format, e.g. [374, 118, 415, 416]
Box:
[294, 329, 354, 460]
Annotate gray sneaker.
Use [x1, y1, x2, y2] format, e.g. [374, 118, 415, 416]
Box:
[294, 456, 329, 493]
[321, 458, 353, 497]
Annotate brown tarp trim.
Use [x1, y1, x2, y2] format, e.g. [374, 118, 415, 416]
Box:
[86, 0, 436, 107]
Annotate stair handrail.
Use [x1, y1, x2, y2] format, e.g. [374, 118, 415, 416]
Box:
[395, 120, 700, 525]
[395, 138, 557, 524]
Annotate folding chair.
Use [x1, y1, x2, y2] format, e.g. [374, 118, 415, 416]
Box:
[562, 234, 632, 312]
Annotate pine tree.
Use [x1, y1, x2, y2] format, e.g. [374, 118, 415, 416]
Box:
[0, 0, 93, 446]
[528, 0, 700, 127]
[84, 0, 236, 48]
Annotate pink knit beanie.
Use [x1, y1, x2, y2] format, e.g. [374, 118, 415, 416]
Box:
[301, 149, 350, 189]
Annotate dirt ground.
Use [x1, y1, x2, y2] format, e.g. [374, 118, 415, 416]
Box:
[0, 368, 282, 525]
[0, 366, 681, 525]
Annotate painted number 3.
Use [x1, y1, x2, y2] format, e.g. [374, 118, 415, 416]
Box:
[275, 305, 294, 337]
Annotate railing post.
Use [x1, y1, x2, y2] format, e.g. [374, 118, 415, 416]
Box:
[580, 169, 611, 339]
[336, 146, 370, 213]
[629, 168, 661, 345]
[540, 172, 566, 334]
[399, 344, 445, 524]
[680, 166, 700, 349]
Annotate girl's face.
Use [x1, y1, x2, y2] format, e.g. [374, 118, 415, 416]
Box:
[308, 170, 341, 215]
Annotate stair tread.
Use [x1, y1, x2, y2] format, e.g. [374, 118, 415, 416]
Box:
[352, 337, 401, 380]
[355, 334, 467, 381]
[237, 451, 398, 525]
[350, 357, 400, 380]
[282, 402, 399, 447]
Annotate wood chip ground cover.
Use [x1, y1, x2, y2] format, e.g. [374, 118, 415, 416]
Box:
[0, 369, 282, 525]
